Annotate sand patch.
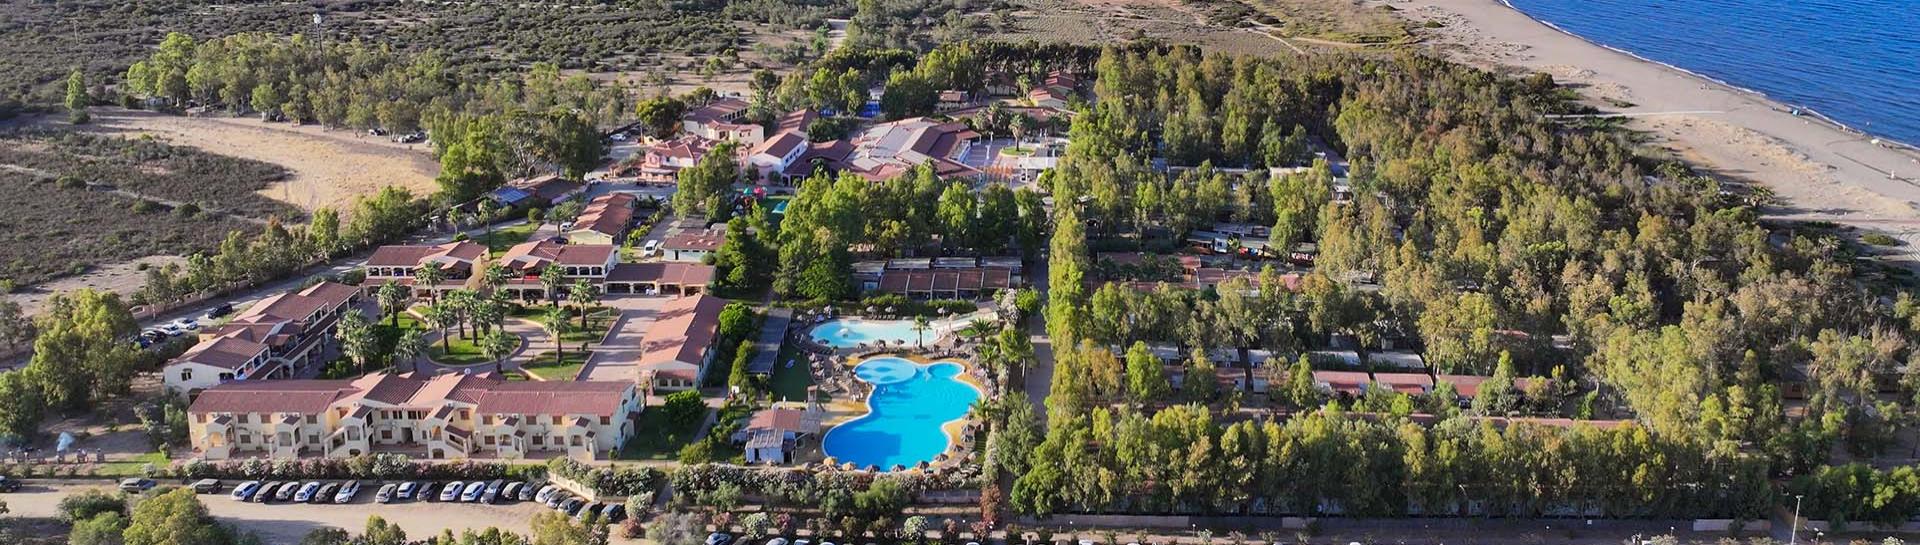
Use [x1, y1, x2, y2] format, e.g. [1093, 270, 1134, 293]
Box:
[51, 109, 439, 214]
[4, 255, 186, 317]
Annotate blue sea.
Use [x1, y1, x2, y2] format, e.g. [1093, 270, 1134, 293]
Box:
[1504, 0, 1920, 146]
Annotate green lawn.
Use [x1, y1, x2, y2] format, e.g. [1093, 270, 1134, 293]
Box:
[768, 342, 817, 403]
[616, 407, 706, 460]
[475, 222, 539, 253]
[558, 307, 616, 344]
[428, 332, 507, 366]
[96, 451, 170, 477]
[522, 349, 589, 380]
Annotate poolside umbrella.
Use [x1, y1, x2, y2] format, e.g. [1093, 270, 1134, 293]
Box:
[865, 464, 880, 472]
[822, 457, 837, 467]
[917, 461, 931, 471]
[885, 306, 895, 314]
[866, 305, 877, 314]
[843, 462, 858, 471]
[934, 453, 949, 463]
[890, 464, 906, 472]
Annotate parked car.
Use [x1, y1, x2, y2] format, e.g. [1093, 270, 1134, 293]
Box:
[334, 481, 362, 503]
[191, 479, 223, 493]
[516, 483, 539, 502]
[315, 482, 342, 504]
[396, 481, 420, 501]
[707, 533, 734, 545]
[172, 318, 199, 331]
[601, 503, 626, 524]
[293, 482, 323, 502]
[558, 497, 586, 516]
[439, 481, 465, 502]
[375, 483, 398, 503]
[229, 481, 261, 500]
[460, 481, 486, 502]
[206, 302, 235, 319]
[767, 538, 789, 545]
[0, 476, 20, 493]
[275, 482, 300, 501]
[533, 485, 560, 504]
[118, 478, 157, 493]
[419, 482, 441, 502]
[481, 479, 505, 503]
[501, 482, 523, 502]
[544, 492, 572, 509]
[251, 482, 281, 502]
[794, 539, 811, 545]
[575, 502, 603, 520]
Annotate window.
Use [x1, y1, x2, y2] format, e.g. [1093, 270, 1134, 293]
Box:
[482, 415, 492, 425]
[550, 415, 561, 425]
[599, 416, 610, 426]
[180, 369, 193, 381]
[238, 414, 250, 424]
[308, 434, 319, 443]
[459, 409, 470, 420]
[305, 415, 316, 425]
[194, 413, 206, 424]
[532, 436, 544, 446]
[381, 429, 392, 440]
[239, 435, 251, 445]
[485, 436, 496, 446]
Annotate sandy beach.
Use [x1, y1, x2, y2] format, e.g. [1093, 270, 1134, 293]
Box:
[1393, 0, 1920, 263]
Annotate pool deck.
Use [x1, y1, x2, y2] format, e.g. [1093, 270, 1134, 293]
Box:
[819, 353, 984, 468]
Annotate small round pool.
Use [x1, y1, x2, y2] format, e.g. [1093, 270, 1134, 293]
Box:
[822, 357, 980, 469]
[810, 319, 939, 348]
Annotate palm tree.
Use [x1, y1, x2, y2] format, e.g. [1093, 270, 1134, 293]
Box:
[567, 279, 597, 329]
[482, 330, 518, 375]
[392, 329, 427, 373]
[481, 263, 509, 293]
[443, 289, 478, 340]
[542, 305, 570, 365]
[423, 302, 456, 352]
[376, 281, 409, 328]
[470, 297, 502, 337]
[966, 318, 997, 344]
[333, 309, 377, 376]
[539, 264, 565, 306]
[911, 315, 932, 348]
[413, 261, 446, 306]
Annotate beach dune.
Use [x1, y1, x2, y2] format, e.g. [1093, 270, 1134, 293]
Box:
[1395, 0, 1920, 261]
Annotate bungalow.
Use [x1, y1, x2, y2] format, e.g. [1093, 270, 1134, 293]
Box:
[748, 131, 810, 182]
[661, 227, 727, 263]
[873, 268, 1015, 301]
[634, 137, 718, 184]
[1312, 370, 1372, 397]
[1027, 87, 1070, 110]
[637, 294, 727, 391]
[1433, 374, 1542, 407]
[737, 405, 823, 465]
[364, 241, 490, 298]
[566, 193, 637, 245]
[164, 282, 361, 398]
[1368, 350, 1427, 371]
[1371, 372, 1435, 395]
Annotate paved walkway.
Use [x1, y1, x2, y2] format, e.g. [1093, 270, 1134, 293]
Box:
[575, 296, 668, 382]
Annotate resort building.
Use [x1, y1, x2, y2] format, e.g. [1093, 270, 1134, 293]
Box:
[856, 257, 1024, 300]
[748, 131, 810, 181]
[661, 226, 727, 263]
[636, 294, 727, 391]
[1312, 370, 1373, 397]
[494, 240, 618, 299]
[633, 136, 718, 184]
[163, 282, 363, 398]
[840, 117, 981, 181]
[565, 193, 637, 245]
[364, 241, 490, 297]
[682, 97, 762, 144]
[604, 262, 714, 296]
[186, 372, 643, 461]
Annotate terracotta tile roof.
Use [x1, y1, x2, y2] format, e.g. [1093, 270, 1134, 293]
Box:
[497, 241, 616, 272]
[753, 132, 807, 158]
[189, 372, 635, 417]
[188, 380, 359, 414]
[638, 295, 727, 376]
[662, 230, 726, 252]
[176, 336, 268, 370]
[685, 97, 750, 124]
[607, 262, 716, 286]
[366, 241, 487, 268]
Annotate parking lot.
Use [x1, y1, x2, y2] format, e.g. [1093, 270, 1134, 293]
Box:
[2, 481, 640, 544]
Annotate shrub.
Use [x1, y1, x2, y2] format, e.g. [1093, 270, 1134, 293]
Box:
[57, 488, 126, 523]
[1863, 233, 1900, 246]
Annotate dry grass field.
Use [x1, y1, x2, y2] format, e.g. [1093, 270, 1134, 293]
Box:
[984, 0, 1410, 55]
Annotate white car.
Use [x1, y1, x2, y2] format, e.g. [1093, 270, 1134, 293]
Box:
[172, 318, 200, 330]
[229, 481, 262, 500]
[333, 480, 361, 503]
[439, 481, 465, 502]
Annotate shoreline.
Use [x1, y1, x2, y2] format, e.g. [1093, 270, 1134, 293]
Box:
[1493, 0, 1917, 152]
[1392, 0, 1920, 260]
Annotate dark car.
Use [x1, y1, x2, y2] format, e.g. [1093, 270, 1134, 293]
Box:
[191, 479, 223, 494]
[315, 482, 342, 504]
[600, 503, 626, 524]
[501, 482, 523, 502]
[516, 483, 539, 502]
[118, 478, 157, 493]
[481, 479, 505, 503]
[0, 476, 20, 492]
[419, 482, 440, 502]
[252, 482, 282, 502]
[207, 303, 235, 318]
[274, 481, 300, 501]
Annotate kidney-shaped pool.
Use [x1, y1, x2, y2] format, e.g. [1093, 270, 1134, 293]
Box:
[821, 356, 980, 469]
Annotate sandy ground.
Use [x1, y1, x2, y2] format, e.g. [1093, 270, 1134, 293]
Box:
[1393, 0, 1920, 266]
[56, 109, 440, 214]
[2, 481, 640, 544]
[3, 255, 184, 317]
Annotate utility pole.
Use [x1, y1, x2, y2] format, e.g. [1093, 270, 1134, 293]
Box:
[1790, 494, 1803, 545]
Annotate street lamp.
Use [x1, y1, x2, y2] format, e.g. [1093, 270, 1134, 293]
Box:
[1790, 494, 1803, 545]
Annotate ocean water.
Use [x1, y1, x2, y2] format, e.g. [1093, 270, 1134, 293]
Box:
[821, 359, 980, 469]
[1504, 0, 1920, 146]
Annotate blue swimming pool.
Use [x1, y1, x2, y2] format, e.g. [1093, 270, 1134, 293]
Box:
[822, 357, 980, 469]
[810, 319, 937, 348]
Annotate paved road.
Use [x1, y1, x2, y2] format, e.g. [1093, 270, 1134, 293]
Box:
[576, 296, 670, 382]
[1024, 257, 1053, 424]
[1, 481, 638, 544]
